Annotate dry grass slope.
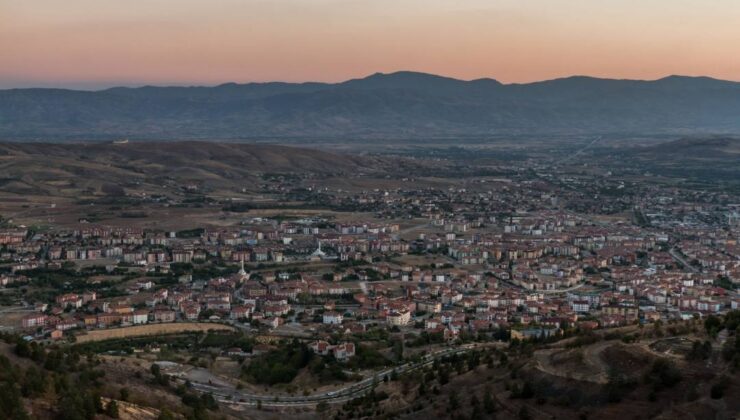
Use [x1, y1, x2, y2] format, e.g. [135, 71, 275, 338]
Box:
[75, 322, 235, 343]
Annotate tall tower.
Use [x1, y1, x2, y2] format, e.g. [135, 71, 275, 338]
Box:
[238, 254, 248, 281]
[312, 239, 326, 258]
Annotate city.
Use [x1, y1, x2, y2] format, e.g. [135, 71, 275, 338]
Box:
[1, 1, 740, 419]
[0, 139, 738, 419]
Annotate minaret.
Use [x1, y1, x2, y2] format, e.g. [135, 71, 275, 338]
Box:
[238, 255, 248, 281]
[312, 239, 326, 258]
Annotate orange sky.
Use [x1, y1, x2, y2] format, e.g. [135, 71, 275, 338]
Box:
[2, 0, 740, 89]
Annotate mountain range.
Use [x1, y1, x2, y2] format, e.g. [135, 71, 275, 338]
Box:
[2, 71, 740, 140]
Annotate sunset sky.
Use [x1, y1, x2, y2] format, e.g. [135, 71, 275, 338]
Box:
[2, 0, 740, 89]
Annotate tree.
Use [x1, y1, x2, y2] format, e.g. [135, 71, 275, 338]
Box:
[119, 388, 129, 402]
[520, 381, 534, 399]
[316, 401, 329, 415]
[518, 406, 531, 420]
[157, 408, 175, 420]
[483, 386, 496, 414]
[606, 368, 631, 403]
[0, 382, 29, 420]
[704, 315, 722, 337]
[644, 358, 682, 390]
[105, 400, 119, 419]
[200, 393, 218, 411]
[686, 340, 712, 361]
[418, 380, 427, 396]
[150, 363, 169, 386]
[14, 339, 31, 358]
[438, 367, 449, 385]
[710, 376, 729, 399]
[449, 390, 460, 411]
[21, 366, 47, 398]
[58, 389, 100, 420]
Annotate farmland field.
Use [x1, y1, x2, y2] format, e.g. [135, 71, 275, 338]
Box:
[75, 322, 236, 343]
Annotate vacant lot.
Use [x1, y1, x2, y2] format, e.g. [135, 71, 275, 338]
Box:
[75, 322, 235, 343]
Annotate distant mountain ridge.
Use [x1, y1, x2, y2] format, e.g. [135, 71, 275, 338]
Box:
[2, 71, 740, 140]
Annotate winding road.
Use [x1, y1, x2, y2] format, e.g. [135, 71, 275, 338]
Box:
[173, 342, 502, 407]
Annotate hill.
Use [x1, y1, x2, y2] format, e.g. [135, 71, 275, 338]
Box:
[2, 72, 740, 140]
[0, 141, 389, 198]
[632, 136, 740, 160]
[594, 137, 740, 186]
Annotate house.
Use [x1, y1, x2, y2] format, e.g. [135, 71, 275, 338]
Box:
[55, 320, 78, 331]
[56, 293, 82, 309]
[332, 342, 356, 361]
[205, 299, 231, 311]
[510, 326, 559, 341]
[132, 310, 149, 324]
[263, 304, 290, 317]
[225, 347, 248, 357]
[323, 311, 343, 325]
[425, 318, 442, 330]
[146, 289, 168, 307]
[82, 291, 97, 303]
[308, 340, 356, 361]
[601, 304, 638, 322]
[229, 305, 252, 319]
[153, 309, 176, 323]
[172, 249, 193, 263]
[96, 314, 121, 327]
[136, 280, 154, 290]
[386, 310, 411, 327]
[83, 315, 97, 327]
[417, 300, 442, 314]
[260, 316, 281, 329]
[21, 314, 48, 328]
[571, 300, 590, 313]
[182, 304, 201, 321]
[309, 340, 332, 356]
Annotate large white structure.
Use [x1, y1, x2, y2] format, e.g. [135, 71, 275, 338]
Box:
[312, 240, 327, 259]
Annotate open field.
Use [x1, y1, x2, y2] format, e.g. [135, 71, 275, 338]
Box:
[100, 398, 160, 420]
[75, 322, 236, 343]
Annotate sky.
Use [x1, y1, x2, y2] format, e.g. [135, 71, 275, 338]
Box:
[1, 0, 740, 89]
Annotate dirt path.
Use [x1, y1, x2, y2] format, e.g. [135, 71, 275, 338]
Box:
[533, 341, 612, 384]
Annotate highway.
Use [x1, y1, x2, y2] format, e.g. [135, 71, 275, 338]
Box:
[554, 136, 602, 166]
[175, 342, 502, 407]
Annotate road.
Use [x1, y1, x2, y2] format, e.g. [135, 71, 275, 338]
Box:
[396, 221, 431, 241]
[554, 136, 602, 166]
[539, 281, 586, 294]
[175, 342, 502, 408]
[493, 273, 586, 295]
[669, 247, 700, 273]
[397, 221, 429, 235]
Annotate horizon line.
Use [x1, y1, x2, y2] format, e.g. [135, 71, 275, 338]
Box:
[0, 70, 736, 91]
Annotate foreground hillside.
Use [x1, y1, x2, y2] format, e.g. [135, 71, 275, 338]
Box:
[2, 72, 740, 139]
[1, 313, 738, 420]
